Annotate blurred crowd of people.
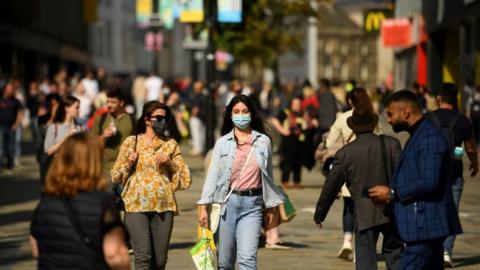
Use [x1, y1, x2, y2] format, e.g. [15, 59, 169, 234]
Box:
[2, 65, 480, 177]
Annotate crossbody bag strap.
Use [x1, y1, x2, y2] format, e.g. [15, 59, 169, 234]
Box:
[122, 135, 138, 194]
[379, 135, 390, 185]
[62, 200, 94, 250]
[224, 143, 255, 203]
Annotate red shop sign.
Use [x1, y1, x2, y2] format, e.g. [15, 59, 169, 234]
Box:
[382, 19, 413, 48]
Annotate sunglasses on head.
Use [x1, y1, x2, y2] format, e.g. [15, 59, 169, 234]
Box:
[150, 115, 166, 122]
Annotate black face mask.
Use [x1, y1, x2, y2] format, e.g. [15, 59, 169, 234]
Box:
[152, 119, 167, 135]
[391, 121, 409, 133]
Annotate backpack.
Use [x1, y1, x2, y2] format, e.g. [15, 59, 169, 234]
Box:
[470, 98, 480, 119]
[426, 112, 461, 180]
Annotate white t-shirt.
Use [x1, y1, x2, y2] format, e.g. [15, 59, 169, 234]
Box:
[81, 78, 99, 100]
[74, 94, 93, 119]
[145, 76, 163, 102]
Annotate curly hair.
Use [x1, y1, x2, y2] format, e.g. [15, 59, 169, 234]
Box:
[44, 132, 107, 198]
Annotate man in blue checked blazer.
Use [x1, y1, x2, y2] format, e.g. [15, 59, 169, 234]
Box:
[369, 90, 462, 270]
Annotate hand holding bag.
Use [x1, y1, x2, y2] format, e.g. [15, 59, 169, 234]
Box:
[279, 194, 297, 222]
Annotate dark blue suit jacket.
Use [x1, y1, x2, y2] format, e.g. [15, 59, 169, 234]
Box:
[392, 119, 462, 242]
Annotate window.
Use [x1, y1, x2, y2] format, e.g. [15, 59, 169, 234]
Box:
[106, 21, 113, 59]
[361, 45, 369, 56]
[341, 65, 349, 80]
[324, 65, 333, 79]
[361, 66, 369, 81]
[340, 44, 348, 56]
[325, 40, 335, 55]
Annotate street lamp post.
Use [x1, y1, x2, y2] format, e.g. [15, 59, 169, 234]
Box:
[204, 0, 217, 154]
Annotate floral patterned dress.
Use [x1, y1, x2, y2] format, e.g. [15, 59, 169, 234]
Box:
[111, 134, 191, 214]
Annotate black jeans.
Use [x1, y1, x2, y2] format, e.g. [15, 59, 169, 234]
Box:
[281, 162, 301, 183]
[355, 223, 403, 270]
[472, 117, 480, 144]
[125, 211, 174, 270]
[0, 126, 15, 169]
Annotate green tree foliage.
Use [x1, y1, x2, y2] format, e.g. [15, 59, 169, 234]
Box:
[214, 0, 328, 69]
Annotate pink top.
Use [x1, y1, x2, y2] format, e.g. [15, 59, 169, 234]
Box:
[230, 138, 262, 190]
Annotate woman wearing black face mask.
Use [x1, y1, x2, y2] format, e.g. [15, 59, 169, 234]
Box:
[111, 101, 191, 270]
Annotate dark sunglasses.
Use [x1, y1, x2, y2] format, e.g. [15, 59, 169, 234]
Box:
[150, 115, 167, 122]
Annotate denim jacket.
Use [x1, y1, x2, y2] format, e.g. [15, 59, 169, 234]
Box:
[198, 130, 286, 212]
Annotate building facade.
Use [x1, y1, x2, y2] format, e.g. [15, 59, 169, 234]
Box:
[0, 0, 90, 83]
[90, 0, 153, 74]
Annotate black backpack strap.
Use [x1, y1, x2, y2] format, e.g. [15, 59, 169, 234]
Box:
[379, 135, 390, 186]
[62, 200, 94, 250]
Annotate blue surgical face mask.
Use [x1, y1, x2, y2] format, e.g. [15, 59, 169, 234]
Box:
[232, 114, 251, 129]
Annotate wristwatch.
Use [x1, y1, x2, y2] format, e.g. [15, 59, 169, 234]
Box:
[388, 188, 395, 201]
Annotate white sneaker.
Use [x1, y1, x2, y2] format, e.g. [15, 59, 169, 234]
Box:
[444, 252, 454, 268]
[337, 241, 353, 260]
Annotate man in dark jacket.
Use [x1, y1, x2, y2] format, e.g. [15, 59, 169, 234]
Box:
[314, 105, 403, 270]
[0, 82, 23, 172]
[369, 90, 462, 270]
[430, 83, 478, 267]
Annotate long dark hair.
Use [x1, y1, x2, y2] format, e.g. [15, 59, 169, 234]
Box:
[135, 101, 173, 136]
[53, 96, 79, 123]
[221, 94, 269, 136]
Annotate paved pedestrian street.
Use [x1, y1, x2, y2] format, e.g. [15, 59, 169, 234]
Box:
[1, 143, 480, 270]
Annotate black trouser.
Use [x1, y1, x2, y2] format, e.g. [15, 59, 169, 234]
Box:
[342, 197, 354, 233]
[125, 211, 174, 270]
[281, 162, 301, 183]
[472, 117, 480, 144]
[0, 127, 15, 169]
[355, 223, 403, 270]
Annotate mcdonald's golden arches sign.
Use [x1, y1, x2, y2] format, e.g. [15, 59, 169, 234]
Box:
[364, 9, 393, 33]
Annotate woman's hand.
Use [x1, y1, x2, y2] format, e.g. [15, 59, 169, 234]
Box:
[197, 205, 209, 228]
[264, 208, 275, 225]
[155, 152, 173, 167]
[127, 152, 138, 167]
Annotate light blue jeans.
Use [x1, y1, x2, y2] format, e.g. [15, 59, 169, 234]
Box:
[216, 193, 263, 270]
[443, 177, 464, 255]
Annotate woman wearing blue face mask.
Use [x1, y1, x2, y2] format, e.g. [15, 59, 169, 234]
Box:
[111, 101, 191, 270]
[197, 94, 286, 270]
